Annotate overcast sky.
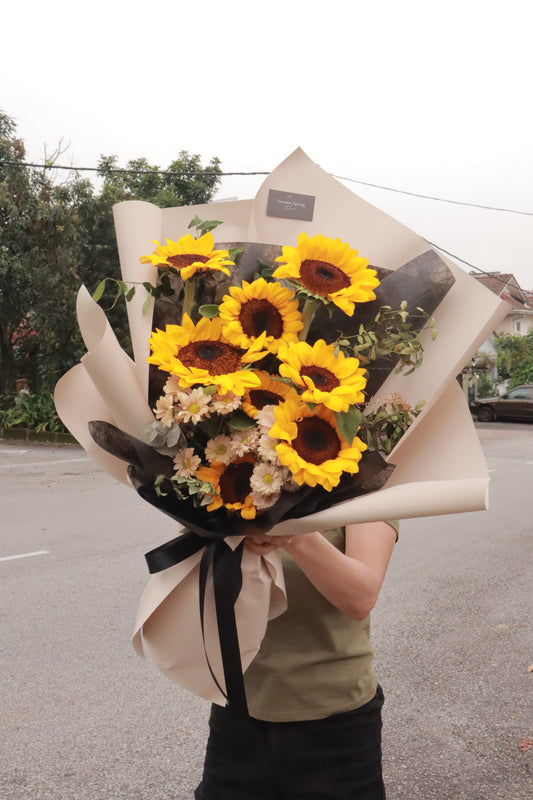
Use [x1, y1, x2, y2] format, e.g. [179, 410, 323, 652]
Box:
[2, 0, 532, 288]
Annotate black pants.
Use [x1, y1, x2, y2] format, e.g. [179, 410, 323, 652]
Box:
[195, 686, 385, 800]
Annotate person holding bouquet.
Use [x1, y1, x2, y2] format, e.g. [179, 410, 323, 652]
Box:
[195, 519, 398, 800]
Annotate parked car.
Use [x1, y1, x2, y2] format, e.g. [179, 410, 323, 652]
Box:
[470, 384, 533, 422]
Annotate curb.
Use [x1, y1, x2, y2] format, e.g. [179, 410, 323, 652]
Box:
[0, 428, 78, 445]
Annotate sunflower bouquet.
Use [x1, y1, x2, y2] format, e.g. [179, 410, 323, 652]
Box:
[55, 148, 508, 708]
[94, 220, 435, 539]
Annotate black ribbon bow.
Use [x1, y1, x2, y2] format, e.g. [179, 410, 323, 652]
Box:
[145, 530, 249, 716]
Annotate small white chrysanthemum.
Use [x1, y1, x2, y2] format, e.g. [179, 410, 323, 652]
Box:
[163, 374, 182, 398]
[250, 489, 280, 511]
[205, 435, 234, 465]
[175, 387, 211, 424]
[173, 447, 201, 479]
[153, 394, 176, 428]
[257, 433, 281, 464]
[255, 405, 277, 432]
[211, 391, 242, 414]
[231, 427, 260, 457]
[250, 461, 285, 496]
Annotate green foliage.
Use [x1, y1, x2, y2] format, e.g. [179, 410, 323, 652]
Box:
[359, 397, 425, 455]
[0, 111, 223, 393]
[339, 303, 436, 375]
[493, 330, 533, 388]
[0, 392, 67, 432]
[96, 151, 222, 208]
[476, 373, 495, 397]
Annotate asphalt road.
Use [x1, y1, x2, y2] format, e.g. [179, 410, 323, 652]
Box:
[1, 425, 531, 800]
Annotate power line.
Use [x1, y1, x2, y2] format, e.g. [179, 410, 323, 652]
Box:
[1, 159, 532, 217]
[333, 174, 533, 217]
[0, 160, 267, 179]
[427, 240, 531, 294]
[1, 158, 529, 292]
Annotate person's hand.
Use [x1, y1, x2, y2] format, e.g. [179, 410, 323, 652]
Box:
[244, 534, 295, 556]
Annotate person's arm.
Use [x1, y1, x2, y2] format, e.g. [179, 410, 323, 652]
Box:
[245, 521, 397, 621]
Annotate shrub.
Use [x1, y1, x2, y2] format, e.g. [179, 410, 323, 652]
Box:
[476, 373, 495, 398]
[0, 392, 67, 433]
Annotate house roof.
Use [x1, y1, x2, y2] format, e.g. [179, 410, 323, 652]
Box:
[470, 272, 533, 311]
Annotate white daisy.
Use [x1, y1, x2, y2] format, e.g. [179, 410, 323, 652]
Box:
[231, 427, 260, 457]
[205, 435, 234, 465]
[255, 405, 277, 432]
[250, 490, 280, 511]
[163, 374, 182, 398]
[250, 461, 285, 496]
[153, 394, 176, 428]
[175, 387, 211, 424]
[211, 391, 242, 415]
[173, 447, 201, 479]
[257, 433, 280, 464]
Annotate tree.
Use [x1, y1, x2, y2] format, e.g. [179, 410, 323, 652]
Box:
[493, 331, 533, 388]
[0, 114, 223, 393]
[0, 112, 36, 393]
[96, 151, 222, 207]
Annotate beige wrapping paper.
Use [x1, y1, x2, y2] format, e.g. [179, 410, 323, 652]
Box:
[132, 540, 286, 704]
[54, 148, 509, 702]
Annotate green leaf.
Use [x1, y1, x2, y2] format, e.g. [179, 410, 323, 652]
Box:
[199, 304, 220, 319]
[227, 411, 256, 431]
[92, 279, 107, 303]
[198, 219, 223, 234]
[229, 246, 244, 261]
[188, 215, 202, 229]
[125, 286, 136, 302]
[334, 407, 363, 444]
[141, 296, 152, 317]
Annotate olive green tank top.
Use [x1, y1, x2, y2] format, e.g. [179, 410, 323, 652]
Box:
[243, 524, 398, 722]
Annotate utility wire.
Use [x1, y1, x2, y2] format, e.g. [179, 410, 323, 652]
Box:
[426, 241, 532, 295]
[1, 159, 532, 217]
[1, 159, 529, 292]
[0, 161, 268, 179]
[333, 174, 533, 217]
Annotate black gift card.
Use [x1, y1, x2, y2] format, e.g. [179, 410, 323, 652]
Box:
[266, 189, 315, 221]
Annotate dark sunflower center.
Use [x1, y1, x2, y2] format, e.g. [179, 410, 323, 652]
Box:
[300, 366, 339, 391]
[249, 389, 283, 409]
[179, 340, 243, 375]
[293, 417, 340, 464]
[239, 299, 284, 338]
[299, 259, 351, 296]
[219, 462, 254, 504]
[167, 253, 209, 269]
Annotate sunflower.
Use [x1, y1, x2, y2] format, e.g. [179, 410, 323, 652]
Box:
[269, 399, 366, 490]
[219, 278, 303, 354]
[140, 232, 233, 280]
[241, 371, 299, 418]
[196, 455, 257, 519]
[147, 314, 268, 396]
[273, 232, 379, 316]
[277, 339, 367, 412]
